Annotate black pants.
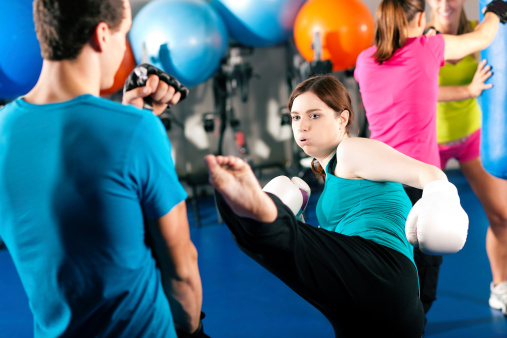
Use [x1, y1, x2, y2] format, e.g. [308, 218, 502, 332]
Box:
[404, 186, 444, 317]
[215, 192, 424, 338]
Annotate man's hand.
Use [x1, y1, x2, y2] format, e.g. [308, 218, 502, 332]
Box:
[122, 64, 189, 115]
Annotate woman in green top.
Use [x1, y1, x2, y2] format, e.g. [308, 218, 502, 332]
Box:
[428, 0, 507, 315]
[204, 74, 468, 337]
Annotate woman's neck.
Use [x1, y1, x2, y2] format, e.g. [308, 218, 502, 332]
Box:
[316, 153, 335, 175]
[315, 135, 349, 172]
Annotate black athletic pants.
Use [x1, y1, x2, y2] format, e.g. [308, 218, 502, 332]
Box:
[404, 186, 444, 324]
[215, 191, 424, 337]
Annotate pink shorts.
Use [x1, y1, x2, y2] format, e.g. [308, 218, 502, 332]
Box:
[438, 129, 481, 169]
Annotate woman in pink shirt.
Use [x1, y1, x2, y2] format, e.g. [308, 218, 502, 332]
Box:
[427, 0, 507, 317]
[354, 0, 506, 331]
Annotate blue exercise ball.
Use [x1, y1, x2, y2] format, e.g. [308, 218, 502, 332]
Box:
[210, 0, 307, 47]
[129, 0, 229, 88]
[479, 0, 507, 179]
[0, 1, 42, 100]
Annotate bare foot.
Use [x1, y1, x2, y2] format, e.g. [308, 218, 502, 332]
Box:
[204, 155, 277, 223]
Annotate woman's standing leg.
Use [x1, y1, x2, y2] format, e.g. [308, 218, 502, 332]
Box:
[460, 157, 507, 313]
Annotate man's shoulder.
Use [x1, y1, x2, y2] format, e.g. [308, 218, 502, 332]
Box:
[77, 95, 146, 117]
[75, 95, 162, 130]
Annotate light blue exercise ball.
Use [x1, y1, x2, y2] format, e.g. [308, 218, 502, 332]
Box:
[209, 0, 307, 47]
[0, 1, 43, 100]
[129, 0, 229, 88]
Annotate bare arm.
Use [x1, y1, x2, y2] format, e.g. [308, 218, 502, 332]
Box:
[146, 201, 202, 333]
[336, 137, 447, 189]
[438, 85, 473, 102]
[438, 59, 493, 102]
[442, 12, 500, 61]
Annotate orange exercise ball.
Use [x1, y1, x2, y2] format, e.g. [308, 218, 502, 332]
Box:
[100, 40, 136, 96]
[294, 0, 374, 72]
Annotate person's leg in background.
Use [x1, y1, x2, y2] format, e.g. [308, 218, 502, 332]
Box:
[404, 186, 444, 328]
[443, 129, 507, 314]
[460, 157, 507, 314]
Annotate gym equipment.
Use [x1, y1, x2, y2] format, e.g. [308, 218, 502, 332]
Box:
[210, 0, 306, 47]
[100, 40, 136, 96]
[203, 45, 255, 157]
[293, 0, 374, 72]
[479, 0, 507, 179]
[0, 1, 43, 100]
[129, 0, 229, 88]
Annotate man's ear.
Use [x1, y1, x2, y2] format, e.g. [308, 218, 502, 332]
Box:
[90, 22, 109, 52]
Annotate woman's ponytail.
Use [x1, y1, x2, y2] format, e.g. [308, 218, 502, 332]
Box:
[311, 158, 326, 181]
[373, 0, 425, 64]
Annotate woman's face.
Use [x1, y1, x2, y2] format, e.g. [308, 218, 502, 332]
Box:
[428, 0, 466, 25]
[290, 91, 345, 160]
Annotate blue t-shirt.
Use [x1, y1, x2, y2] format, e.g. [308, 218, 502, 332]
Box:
[316, 154, 415, 266]
[0, 95, 187, 337]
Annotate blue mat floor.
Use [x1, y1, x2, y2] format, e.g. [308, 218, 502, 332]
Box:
[1, 169, 506, 337]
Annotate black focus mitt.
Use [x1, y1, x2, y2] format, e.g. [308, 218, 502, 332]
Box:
[123, 64, 189, 109]
[484, 0, 507, 24]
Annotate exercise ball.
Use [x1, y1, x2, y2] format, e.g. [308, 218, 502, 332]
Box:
[129, 0, 228, 88]
[101, 40, 136, 96]
[479, 0, 507, 179]
[0, 1, 43, 100]
[293, 0, 374, 72]
[210, 0, 306, 47]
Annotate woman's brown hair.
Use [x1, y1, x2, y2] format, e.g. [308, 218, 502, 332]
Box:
[287, 75, 355, 180]
[373, 0, 426, 64]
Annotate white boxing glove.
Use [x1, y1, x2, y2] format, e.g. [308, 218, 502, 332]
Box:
[405, 180, 469, 255]
[262, 176, 311, 222]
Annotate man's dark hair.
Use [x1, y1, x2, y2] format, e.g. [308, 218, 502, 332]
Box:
[33, 0, 125, 60]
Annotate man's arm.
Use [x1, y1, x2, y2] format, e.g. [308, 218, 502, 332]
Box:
[146, 201, 203, 333]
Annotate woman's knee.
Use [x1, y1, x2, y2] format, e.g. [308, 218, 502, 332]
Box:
[487, 207, 507, 230]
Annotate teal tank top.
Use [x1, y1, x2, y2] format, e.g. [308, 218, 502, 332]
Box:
[316, 153, 415, 266]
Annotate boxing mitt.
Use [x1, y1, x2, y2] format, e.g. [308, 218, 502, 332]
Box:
[123, 63, 189, 109]
[484, 0, 507, 24]
[262, 176, 311, 222]
[405, 180, 469, 255]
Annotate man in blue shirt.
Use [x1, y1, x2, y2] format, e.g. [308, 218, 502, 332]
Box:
[0, 0, 203, 336]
